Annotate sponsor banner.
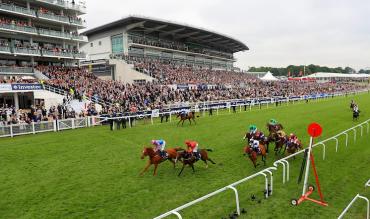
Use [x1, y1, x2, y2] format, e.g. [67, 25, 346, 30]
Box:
[176, 84, 189, 90]
[151, 109, 160, 118]
[0, 84, 12, 91]
[11, 84, 43, 91]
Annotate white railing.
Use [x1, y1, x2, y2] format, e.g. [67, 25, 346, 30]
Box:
[338, 193, 369, 219]
[0, 118, 93, 138]
[0, 89, 368, 138]
[154, 119, 370, 219]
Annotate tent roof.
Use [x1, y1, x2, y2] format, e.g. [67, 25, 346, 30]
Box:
[260, 71, 279, 81]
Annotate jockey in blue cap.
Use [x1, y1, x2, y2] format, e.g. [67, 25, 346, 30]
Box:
[151, 139, 167, 158]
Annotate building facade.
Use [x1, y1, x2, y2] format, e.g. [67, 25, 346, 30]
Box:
[81, 16, 248, 71]
[0, 0, 87, 109]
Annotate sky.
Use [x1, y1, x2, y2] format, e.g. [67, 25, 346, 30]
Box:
[81, 0, 370, 71]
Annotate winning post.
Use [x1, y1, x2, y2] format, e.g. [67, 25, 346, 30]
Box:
[292, 123, 328, 207]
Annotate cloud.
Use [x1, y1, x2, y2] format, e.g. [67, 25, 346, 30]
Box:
[83, 0, 370, 70]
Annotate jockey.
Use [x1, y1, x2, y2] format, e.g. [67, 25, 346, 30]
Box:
[249, 138, 260, 153]
[287, 133, 300, 147]
[180, 108, 189, 117]
[353, 104, 359, 113]
[249, 125, 257, 135]
[151, 139, 166, 158]
[185, 140, 201, 160]
[276, 130, 286, 139]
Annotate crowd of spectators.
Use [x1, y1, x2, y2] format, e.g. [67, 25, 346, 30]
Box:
[0, 101, 98, 126]
[36, 63, 368, 113]
[128, 35, 233, 59]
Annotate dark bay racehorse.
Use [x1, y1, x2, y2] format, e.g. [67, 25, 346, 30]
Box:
[266, 123, 284, 154]
[285, 141, 303, 156]
[243, 144, 267, 168]
[177, 112, 197, 126]
[140, 147, 183, 176]
[353, 109, 360, 121]
[177, 149, 216, 176]
[244, 132, 270, 153]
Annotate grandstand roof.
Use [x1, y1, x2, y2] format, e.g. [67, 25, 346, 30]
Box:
[82, 16, 248, 53]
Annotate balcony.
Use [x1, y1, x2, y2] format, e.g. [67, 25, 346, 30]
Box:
[0, 23, 37, 35]
[73, 52, 86, 59]
[69, 18, 86, 27]
[13, 47, 41, 56]
[34, 0, 86, 14]
[38, 12, 70, 24]
[0, 45, 11, 54]
[0, 3, 36, 17]
[0, 66, 34, 74]
[71, 35, 88, 42]
[42, 50, 74, 58]
[38, 28, 71, 39]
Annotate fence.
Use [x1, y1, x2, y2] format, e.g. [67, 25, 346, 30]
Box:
[338, 178, 369, 219]
[0, 117, 97, 138]
[0, 89, 368, 138]
[154, 119, 370, 219]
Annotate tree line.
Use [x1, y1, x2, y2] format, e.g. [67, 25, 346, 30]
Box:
[248, 65, 370, 77]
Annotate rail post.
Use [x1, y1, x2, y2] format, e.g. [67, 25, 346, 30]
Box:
[273, 161, 286, 184]
[338, 194, 369, 219]
[352, 128, 357, 142]
[227, 186, 240, 216]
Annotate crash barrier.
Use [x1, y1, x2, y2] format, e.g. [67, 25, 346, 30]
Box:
[0, 90, 368, 138]
[154, 119, 370, 219]
[97, 89, 369, 127]
[0, 117, 96, 138]
[338, 178, 369, 219]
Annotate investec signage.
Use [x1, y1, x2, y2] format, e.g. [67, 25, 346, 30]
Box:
[0, 84, 43, 91]
[12, 84, 43, 91]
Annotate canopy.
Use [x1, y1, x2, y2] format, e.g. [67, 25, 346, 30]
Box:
[260, 71, 279, 81]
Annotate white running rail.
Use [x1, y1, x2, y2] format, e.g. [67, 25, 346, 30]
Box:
[154, 119, 370, 219]
[338, 193, 369, 219]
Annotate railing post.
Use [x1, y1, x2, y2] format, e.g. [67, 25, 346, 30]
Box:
[353, 129, 357, 142]
[227, 186, 240, 216]
[72, 119, 75, 129]
[274, 161, 286, 184]
[10, 124, 13, 137]
[53, 120, 57, 131]
[171, 211, 183, 219]
[32, 122, 35, 134]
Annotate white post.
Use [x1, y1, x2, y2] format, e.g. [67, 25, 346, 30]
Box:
[151, 116, 154, 125]
[32, 122, 35, 134]
[302, 137, 314, 195]
[10, 125, 13, 137]
[54, 120, 57, 131]
[72, 119, 75, 129]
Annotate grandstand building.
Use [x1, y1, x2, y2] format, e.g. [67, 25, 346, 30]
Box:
[0, 0, 87, 109]
[80, 16, 248, 83]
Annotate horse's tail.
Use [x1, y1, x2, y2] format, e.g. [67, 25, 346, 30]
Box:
[205, 149, 213, 152]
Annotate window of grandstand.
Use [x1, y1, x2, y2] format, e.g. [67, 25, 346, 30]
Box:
[90, 43, 93, 47]
[111, 34, 123, 54]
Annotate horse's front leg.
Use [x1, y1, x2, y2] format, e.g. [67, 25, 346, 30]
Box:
[178, 163, 186, 176]
[189, 118, 192, 125]
[140, 161, 152, 176]
[169, 159, 176, 168]
[192, 118, 196, 125]
[153, 164, 159, 176]
[191, 163, 195, 173]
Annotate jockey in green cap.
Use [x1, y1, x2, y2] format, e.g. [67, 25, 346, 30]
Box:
[269, 119, 277, 125]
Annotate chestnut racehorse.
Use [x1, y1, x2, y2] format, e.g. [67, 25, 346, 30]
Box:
[285, 142, 303, 156]
[140, 147, 183, 176]
[244, 132, 270, 153]
[243, 144, 267, 168]
[177, 149, 216, 176]
[177, 112, 196, 126]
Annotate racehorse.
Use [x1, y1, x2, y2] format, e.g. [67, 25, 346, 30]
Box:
[140, 147, 183, 176]
[244, 132, 270, 153]
[266, 123, 284, 154]
[353, 109, 360, 121]
[243, 144, 267, 168]
[285, 141, 303, 156]
[267, 132, 287, 155]
[177, 149, 216, 176]
[177, 112, 197, 126]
